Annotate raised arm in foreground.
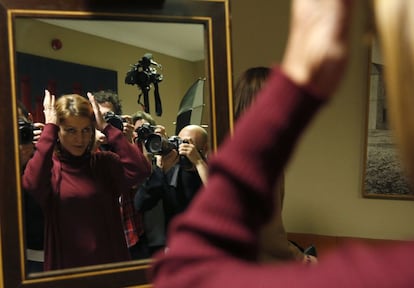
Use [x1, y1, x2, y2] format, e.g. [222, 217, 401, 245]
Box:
[151, 0, 414, 287]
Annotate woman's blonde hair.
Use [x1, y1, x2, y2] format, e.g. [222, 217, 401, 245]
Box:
[55, 94, 95, 153]
[55, 94, 94, 124]
[374, 0, 414, 180]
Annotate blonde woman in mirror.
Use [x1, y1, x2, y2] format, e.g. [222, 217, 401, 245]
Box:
[22, 90, 151, 270]
[234, 67, 316, 264]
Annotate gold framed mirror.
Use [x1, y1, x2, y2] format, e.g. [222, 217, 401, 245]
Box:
[0, 0, 232, 287]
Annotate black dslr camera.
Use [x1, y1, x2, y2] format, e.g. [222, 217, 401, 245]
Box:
[18, 118, 35, 145]
[136, 123, 193, 169]
[103, 111, 124, 131]
[136, 123, 178, 155]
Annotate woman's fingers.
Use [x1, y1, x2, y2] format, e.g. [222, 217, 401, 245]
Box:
[87, 92, 108, 131]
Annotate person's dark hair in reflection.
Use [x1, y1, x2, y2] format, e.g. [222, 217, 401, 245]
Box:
[22, 90, 151, 270]
[234, 67, 316, 264]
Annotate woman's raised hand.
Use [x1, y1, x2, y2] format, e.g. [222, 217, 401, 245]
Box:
[87, 92, 108, 131]
[43, 90, 57, 124]
[281, 0, 354, 98]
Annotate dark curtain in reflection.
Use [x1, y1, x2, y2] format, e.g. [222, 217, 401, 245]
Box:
[16, 52, 117, 121]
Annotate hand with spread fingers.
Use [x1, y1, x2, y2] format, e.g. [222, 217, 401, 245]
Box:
[43, 90, 57, 125]
[87, 92, 109, 131]
[281, 0, 353, 98]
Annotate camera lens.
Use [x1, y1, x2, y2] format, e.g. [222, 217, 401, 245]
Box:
[144, 134, 163, 154]
[136, 124, 154, 142]
[144, 134, 177, 155]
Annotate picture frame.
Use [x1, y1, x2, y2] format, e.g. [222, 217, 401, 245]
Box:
[362, 38, 414, 200]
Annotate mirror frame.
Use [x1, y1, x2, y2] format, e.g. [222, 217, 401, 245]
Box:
[0, 0, 233, 287]
[362, 38, 414, 200]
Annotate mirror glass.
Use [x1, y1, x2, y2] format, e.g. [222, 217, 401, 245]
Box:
[16, 17, 209, 271]
[1, 1, 232, 287]
[15, 18, 208, 137]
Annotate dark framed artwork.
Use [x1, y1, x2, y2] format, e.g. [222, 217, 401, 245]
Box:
[362, 39, 414, 200]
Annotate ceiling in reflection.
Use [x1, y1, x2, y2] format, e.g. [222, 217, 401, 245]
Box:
[39, 19, 205, 61]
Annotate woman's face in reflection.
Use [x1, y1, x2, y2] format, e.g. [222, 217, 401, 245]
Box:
[58, 116, 93, 156]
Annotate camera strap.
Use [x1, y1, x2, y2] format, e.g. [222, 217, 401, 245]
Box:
[137, 89, 151, 114]
[154, 82, 162, 116]
[143, 88, 150, 114]
[137, 84, 162, 116]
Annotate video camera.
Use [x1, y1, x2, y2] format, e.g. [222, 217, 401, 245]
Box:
[125, 53, 163, 116]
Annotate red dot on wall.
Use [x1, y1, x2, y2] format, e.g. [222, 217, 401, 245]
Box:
[51, 38, 62, 50]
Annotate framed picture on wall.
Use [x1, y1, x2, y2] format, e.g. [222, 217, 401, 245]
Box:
[362, 38, 414, 200]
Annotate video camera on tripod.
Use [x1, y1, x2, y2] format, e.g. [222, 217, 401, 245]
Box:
[125, 53, 163, 116]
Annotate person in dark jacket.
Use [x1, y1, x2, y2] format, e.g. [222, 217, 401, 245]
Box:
[135, 124, 208, 255]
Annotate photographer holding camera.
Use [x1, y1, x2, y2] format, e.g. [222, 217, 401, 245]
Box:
[91, 89, 151, 260]
[134, 124, 208, 255]
[92, 90, 135, 146]
[17, 101, 45, 273]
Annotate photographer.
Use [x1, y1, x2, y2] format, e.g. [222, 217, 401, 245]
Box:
[92, 90, 135, 145]
[18, 101, 45, 273]
[91, 90, 151, 260]
[134, 124, 208, 255]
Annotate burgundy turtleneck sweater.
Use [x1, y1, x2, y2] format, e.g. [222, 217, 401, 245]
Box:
[151, 68, 414, 288]
[23, 124, 150, 270]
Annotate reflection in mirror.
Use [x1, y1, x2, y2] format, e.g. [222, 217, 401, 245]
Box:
[15, 18, 208, 136]
[0, 1, 232, 287]
[15, 18, 209, 273]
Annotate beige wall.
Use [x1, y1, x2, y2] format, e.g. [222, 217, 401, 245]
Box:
[15, 18, 205, 136]
[230, 0, 414, 240]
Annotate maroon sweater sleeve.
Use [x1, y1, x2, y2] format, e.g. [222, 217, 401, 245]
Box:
[22, 124, 58, 205]
[151, 68, 414, 288]
[103, 124, 151, 188]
